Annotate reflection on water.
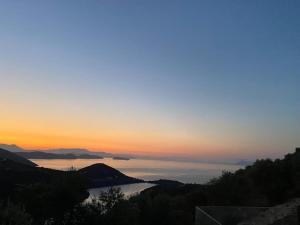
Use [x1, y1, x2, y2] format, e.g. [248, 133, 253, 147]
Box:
[32, 158, 241, 184]
[86, 183, 156, 203]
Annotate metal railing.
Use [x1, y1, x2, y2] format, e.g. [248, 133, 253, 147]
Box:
[195, 207, 222, 225]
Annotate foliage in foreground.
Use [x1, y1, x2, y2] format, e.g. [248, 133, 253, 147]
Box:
[0, 148, 299, 225]
[0, 201, 33, 225]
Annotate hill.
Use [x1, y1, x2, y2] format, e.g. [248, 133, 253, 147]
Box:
[0, 157, 87, 222]
[0, 148, 37, 166]
[1, 148, 299, 225]
[142, 148, 300, 207]
[0, 150, 143, 191]
[0, 144, 25, 152]
[79, 163, 143, 188]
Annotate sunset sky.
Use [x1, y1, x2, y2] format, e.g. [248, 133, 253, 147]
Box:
[0, 1, 299, 160]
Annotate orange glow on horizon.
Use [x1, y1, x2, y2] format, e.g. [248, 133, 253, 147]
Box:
[0, 105, 282, 159]
[0, 127, 228, 158]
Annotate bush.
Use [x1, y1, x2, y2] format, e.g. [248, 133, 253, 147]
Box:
[0, 201, 33, 225]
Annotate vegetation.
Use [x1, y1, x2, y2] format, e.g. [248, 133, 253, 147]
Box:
[0, 201, 33, 225]
[0, 148, 299, 225]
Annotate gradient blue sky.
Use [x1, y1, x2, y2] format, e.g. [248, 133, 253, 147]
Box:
[0, 1, 299, 159]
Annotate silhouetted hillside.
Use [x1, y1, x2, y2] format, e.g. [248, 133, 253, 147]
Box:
[0, 158, 63, 199]
[2, 148, 300, 225]
[0, 151, 143, 190]
[0, 148, 37, 166]
[0, 150, 148, 224]
[0, 157, 88, 223]
[0, 144, 25, 152]
[79, 163, 143, 188]
[142, 148, 300, 207]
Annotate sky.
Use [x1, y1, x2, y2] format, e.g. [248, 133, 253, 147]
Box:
[0, 0, 299, 160]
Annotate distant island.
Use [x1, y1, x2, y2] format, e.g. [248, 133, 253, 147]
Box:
[0, 144, 252, 165]
[0, 148, 141, 189]
[16, 151, 103, 160]
[0, 144, 120, 160]
[0, 144, 133, 161]
[113, 156, 130, 160]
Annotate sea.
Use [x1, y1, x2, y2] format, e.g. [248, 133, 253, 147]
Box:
[32, 158, 242, 199]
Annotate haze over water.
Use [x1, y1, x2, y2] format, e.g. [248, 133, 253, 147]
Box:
[32, 158, 241, 184]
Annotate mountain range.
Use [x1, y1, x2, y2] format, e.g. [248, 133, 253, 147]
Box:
[16, 151, 103, 159]
[0, 144, 24, 152]
[0, 144, 120, 159]
[0, 143, 253, 165]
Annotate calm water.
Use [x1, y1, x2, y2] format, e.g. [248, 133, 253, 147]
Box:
[86, 183, 156, 202]
[32, 158, 241, 184]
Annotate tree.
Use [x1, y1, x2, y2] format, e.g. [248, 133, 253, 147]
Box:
[0, 201, 33, 225]
[98, 187, 124, 212]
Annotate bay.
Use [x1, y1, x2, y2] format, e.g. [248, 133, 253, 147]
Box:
[86, 183, 156, 202]
[32, 158, 241, 184]
[32, 158, 242, 198]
